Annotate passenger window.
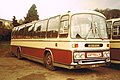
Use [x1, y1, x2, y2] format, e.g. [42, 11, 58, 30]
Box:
[12, 27, 19, 39]
[34, 20, 47, 38]
[28, 24, 35, 38]
[47, 16, 60, 38]
[17, 25, 25, 38]
[112, 21, 120, 39]
[24, 24, 33, 38]
[59, 15, 69, 38]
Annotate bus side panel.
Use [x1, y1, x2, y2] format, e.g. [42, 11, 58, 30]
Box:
[50, 48, 72, 64]
[11, 45, 17, 54]
[110, 48, 120, 60]
[21, 46, 44, 59]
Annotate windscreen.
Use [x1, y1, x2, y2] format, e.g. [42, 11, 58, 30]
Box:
[71, 14, 108, 39]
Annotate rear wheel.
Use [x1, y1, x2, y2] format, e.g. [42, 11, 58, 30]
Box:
[44, 52, 56, 70]
[10, 51, 15, 57]
[17, 48, 22, 60]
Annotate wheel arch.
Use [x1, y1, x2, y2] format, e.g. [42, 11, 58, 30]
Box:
[17, 46, 21, 52]
[44, 49, 54, 62]
[16, 46, 22, 54]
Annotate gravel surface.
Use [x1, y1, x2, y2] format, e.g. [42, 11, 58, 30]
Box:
[0, 41, 120, 80]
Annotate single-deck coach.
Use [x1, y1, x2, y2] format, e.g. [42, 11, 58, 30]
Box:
[11, 10, 110, 70]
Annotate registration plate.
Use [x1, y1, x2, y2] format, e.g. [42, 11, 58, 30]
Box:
[87, 52, 101, 57]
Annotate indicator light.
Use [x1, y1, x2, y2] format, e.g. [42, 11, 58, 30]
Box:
[72, 44, 78, 48]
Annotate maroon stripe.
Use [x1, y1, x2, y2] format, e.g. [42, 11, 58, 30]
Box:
[49, 48, 72, 64]
[11, 46, 72, 64]
[110, 48, 120, 60]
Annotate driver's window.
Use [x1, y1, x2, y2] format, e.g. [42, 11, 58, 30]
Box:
[59, 15, 69, 38]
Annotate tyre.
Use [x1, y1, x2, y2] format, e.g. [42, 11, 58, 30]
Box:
[17, 48, 22, 60]
[10, 51, 15, 57]
[44, 52, 56, 70]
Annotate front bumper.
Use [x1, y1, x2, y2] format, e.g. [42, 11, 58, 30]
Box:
[67, 62, 110, 69]
[67, 58, 110, 69]
[54, 58, 110, 69]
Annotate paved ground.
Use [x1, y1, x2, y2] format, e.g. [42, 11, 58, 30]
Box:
[0, 41, 120, 80]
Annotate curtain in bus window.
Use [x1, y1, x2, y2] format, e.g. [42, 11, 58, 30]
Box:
[24, 23, 33, 38]
[12, 27, 19, 39]
[47, 16, 59, 38]
[112, 21, 120, 39]
[15, 27, 19, 39]
[28, 24, 35, 38]
[17, 25, 25, 39]
[34, 20, 47, 38]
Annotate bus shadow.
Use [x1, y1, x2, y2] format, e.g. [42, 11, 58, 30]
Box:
[108, 63, 120, 70]
[0, 41, 11, 57]
[56, 67, 99, 75]
[21, 58, 99, 74]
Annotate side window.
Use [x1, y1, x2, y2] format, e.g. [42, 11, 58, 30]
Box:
[24, 24, 32, 38]
[12, 23, 34, 39]
[47, 16, 60, 38]
[17, 26, 25, 38]
[12, 27, 18, 39]
[28, 24, 35, 38]
[34, 20, 47, 38]
[112, 21, 120, 39]
[15, 28, 19, 39]
[59, 15, 69, 38]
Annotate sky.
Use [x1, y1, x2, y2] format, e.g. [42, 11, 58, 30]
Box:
[0, 0, 120, 20]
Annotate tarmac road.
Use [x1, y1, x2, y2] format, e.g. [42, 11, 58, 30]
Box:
[0, 41, 120, 80]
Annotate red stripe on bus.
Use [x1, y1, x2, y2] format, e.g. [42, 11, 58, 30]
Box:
[110, 48, 120, 60]
[48, 48, 72, 64]
[21, 47, 44, 59]
[11, 45, 17, 53]
[11, 46, 72, 64]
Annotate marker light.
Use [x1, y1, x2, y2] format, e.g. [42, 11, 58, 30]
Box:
[72, 44, 78, 48]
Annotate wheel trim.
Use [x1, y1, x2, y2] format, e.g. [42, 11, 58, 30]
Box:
[46, 55, 52, 65]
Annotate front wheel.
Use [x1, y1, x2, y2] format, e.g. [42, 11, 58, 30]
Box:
[44, 52, 56, 70]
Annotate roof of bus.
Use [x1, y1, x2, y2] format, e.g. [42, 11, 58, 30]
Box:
[12, 10, 106, 30]
[12, 21, 37, 31]
[62, 10, 106, 19]
[107, 18, 120, 22]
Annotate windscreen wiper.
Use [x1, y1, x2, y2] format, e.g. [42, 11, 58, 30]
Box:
[85, 22, 103, 40]
[84, 22, 92, 40]
[95, 27, 104, 40]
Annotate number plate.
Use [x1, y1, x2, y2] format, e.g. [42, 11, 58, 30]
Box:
[87, 52, 101, 57]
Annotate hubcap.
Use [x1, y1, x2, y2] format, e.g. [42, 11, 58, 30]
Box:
[47, 55, 52, 65]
